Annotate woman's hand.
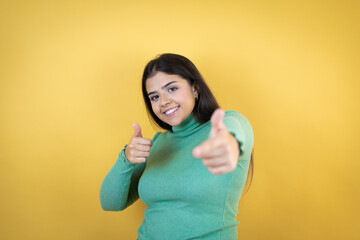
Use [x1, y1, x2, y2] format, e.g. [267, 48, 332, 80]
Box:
[124, 123, 153, 164]
[192, 109, 240, 175]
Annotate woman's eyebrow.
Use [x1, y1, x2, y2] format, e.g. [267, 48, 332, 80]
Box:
[148, 81, 178, 96]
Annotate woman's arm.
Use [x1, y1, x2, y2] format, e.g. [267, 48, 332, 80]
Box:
[222, 110, 254, 160]
[99, 130, 160, 211]
[99, 148, 146, 211]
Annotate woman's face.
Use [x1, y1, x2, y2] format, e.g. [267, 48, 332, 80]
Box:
[146, 71, 198, 127]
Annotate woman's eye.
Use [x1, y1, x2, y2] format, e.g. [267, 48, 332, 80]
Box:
[168, 87, 178, 92]
[150, 95, 159, 101]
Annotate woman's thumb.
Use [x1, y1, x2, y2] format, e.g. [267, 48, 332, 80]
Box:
[210, 109, 226, 138]
[132, 123, 143, 137]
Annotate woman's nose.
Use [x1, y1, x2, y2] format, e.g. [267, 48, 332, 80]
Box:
[160, 94, 171, 107]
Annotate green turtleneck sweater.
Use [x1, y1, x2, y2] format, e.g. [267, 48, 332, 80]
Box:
[100, 110, 254, 240]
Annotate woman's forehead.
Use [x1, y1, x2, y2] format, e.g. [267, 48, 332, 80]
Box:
[146, 72, 188, 90]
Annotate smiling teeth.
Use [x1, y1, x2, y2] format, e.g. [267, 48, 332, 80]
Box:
[165, 107, 179, 115]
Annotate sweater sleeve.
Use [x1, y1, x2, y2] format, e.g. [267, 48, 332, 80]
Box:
[223, 111, 254, 161]
[99, 132, 160, 211]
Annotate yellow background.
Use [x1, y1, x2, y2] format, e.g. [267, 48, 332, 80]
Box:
[1, 0, 359, 239]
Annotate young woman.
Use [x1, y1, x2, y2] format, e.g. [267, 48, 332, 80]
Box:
[100, 53, 254, 240]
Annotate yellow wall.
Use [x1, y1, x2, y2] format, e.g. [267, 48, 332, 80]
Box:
[1, 0, 359, 239]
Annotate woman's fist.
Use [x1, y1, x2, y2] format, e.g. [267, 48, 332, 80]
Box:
[192, 109, 240, 175]
[124, 123, 153, 164]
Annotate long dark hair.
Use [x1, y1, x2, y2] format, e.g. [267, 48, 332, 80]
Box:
[141, 53, 254, 193]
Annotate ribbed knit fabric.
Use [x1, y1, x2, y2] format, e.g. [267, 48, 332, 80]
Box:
[100, 111, 254, 240]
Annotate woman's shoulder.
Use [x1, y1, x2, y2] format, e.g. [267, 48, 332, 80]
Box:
[223, 110, 253, 131]
[224, 110, 241, 116]
[151, 130, 170, 143]
[151, 131, 162, 142]
[224, 110, 248, 121]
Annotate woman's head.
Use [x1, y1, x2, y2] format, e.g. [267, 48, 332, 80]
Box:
[142, 53, 219, 130]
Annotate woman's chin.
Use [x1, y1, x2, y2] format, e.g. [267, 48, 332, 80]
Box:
[164, 119, 180, 127]
[170, 122, 181, 127]
[160, 111, 182, 127]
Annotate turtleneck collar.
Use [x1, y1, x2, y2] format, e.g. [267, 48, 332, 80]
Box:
[171, 113, 201, 135]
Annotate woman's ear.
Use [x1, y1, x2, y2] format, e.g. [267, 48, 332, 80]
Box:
[192, 82, 199, 96]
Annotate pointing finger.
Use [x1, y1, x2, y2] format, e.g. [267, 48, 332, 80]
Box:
[133, 144, 151, 152]
[133, 137, 153, 146]
[193, 138, 218, 158]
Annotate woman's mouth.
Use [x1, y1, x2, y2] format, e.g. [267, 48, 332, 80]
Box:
[163, 106, 180, 117]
